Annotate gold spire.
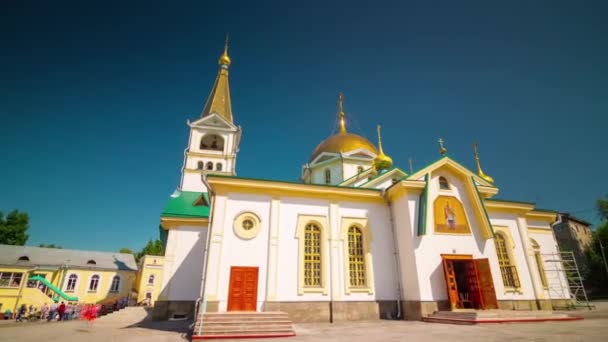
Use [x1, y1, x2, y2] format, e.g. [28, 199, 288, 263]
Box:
[438, 138, 447, 155]
[219, 33, 231, 67]
[373, 125, 393, 171]
[473, 142, 495, 184]
[200, 36, 233, 123]
[337, 93, 347, 134]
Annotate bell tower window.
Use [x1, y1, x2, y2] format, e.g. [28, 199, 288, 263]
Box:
[197, 161, 204, 170]
[216, 163, 223, 171]
[206, 162, 214, 170]
[200, 134, 224, 151]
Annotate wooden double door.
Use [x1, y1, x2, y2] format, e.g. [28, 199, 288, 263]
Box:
[227, 266, 258, 311]
[441, 255, 498, 310]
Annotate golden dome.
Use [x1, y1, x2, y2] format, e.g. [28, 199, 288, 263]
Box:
[310, 132, 378, 161]
[373, 125, 393, 171]
[310, 93, 378, 161]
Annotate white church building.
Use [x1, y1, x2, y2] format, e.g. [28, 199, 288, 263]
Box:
[153, 43, 570, 322]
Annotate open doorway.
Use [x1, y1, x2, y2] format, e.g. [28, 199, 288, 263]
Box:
[441, 254, 498, 310]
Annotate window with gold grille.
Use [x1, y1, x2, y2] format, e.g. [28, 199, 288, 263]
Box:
[495, 233, 520, 288]
[348, 226, 366, 287]
[303, 223, 322, 287]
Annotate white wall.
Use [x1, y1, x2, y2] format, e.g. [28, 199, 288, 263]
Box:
[309, 160, 343, 185]
[161, 227, 208, 301]
[203, 191, 398, 311]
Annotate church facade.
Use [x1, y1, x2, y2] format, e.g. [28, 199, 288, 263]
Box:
[153, 43, 570, 322]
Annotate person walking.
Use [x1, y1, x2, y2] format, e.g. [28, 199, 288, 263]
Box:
[15, 304, 27, 322]
[41, 303, 49, 320]
[48, 301, 57, 321]
[57, 302, 66, 321]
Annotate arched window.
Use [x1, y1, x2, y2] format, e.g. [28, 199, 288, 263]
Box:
[348, 226, 366, 287]
[66, 274, 78, 292]
[357, 166, 364, 174]
[303, 223, 322, 287]
[206, 162, 214, 170]
[86, 259, 96, 265]
[110, 275, 120, 292]
[148, 274, 155, 285]
[197, 161, 204, 170]
[531, 239, 548, 288]
[439, 176, 450, 190]
[200, 134, 224, 151]
[89, 274, 100, 292]
[18, 256, 29, 261]
[216, 163, 223, 171]
[324, 169, 331, 184]
[495, 233, 520, 288]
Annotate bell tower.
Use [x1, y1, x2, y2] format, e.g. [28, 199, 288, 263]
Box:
[180, 38, 242, 193]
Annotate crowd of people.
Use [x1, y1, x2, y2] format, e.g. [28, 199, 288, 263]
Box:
[5, 297, 128, 324]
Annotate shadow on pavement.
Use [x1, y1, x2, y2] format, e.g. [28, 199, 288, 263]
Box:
[121, 307, 193, 340]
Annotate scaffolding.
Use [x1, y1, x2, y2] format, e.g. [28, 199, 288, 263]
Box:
[542, 251, 594, 310]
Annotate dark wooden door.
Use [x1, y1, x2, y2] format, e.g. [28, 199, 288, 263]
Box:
[227, 266, 258, 311]
[464, 260, 483, 309]
[441, 258, 459, 309]
[474, 258, 498, 309]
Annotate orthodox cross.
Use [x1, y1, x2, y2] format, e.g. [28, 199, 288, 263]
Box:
[438, 138, 447, 155]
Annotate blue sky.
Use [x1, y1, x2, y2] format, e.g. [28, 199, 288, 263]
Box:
[1, 0, 606, 252]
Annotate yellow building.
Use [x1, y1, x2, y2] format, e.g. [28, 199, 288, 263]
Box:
[0, 244, 137, 315]
[133, 255, 164, 306]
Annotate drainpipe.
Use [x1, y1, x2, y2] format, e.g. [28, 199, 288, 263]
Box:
[194, 175, 215, 335]
[384, 189, 403, 319]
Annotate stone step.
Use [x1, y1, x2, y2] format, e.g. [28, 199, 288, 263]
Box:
[424, 310, 583, 325]
[192, 311, 296, 339]
[429, 310, 569, 319]
[201, 326, 294, 332]
[197, 331, 296, 339]
[200, 320, 293, 325]
[200, 315, 290, 322]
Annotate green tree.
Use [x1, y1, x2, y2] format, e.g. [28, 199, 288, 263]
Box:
[136, 239, 164, 262]
[119, 248, 134, 254]
[38, 244, 63, 249]
[0, 210, 30, 245]
[584, 196, 608, 293]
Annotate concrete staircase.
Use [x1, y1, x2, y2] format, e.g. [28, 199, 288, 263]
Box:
[96, 306, 149, 323]
[192, 312, 296, 339]
[424, 310, 583, 324]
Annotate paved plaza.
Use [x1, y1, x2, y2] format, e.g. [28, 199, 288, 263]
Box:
[1, 302, 607, 342]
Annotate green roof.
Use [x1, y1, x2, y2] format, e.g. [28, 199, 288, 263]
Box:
[161, 191, 210, 218]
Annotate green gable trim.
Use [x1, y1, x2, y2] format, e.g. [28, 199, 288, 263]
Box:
[359, 167, 408, 187]
[207, 174, 382, 193]
[472, 176, 495, 238]
[161, 191, 210, 218]
[417, 174, 429, 236]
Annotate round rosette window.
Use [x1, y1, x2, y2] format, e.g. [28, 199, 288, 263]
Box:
[233, 212, 261, 240]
